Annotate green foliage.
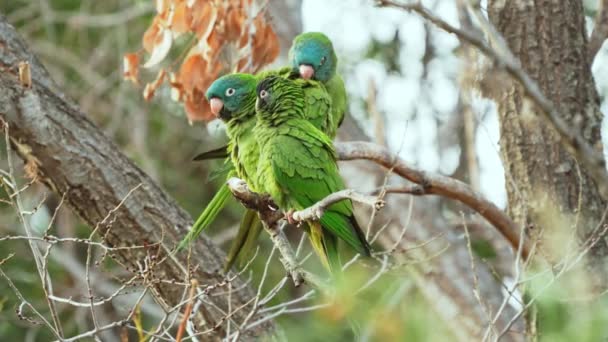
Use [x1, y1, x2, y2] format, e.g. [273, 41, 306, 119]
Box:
[2, 1, 608, 341]
[278, 266, 454, 341]
[471, 238, 498, 260]
[529, 270, 608, 341]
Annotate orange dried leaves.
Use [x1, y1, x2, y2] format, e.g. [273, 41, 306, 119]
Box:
[126, 0, 280, 122]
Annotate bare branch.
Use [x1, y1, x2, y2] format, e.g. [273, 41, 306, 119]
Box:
[292, 189, 384, 222]
[226, 178, 333, 291]
[377, 0, 608, 200]
[335, 141, 531, 259]
[0, 15, 275, 339]
[176, 279, 198, 342]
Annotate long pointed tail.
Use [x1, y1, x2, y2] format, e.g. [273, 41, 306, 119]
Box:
[308, 222, 342, 275]
[237, 215, 264, 266]
[178, 183, 231, 250]
[223, 210, 264, 272]
[192, 145, 229, 161]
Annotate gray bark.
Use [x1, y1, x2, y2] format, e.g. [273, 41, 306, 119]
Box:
[0, 15, 275, 341]
[487, 0, 608, 282]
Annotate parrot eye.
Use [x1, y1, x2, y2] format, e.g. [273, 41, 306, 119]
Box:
[319, 56, 327, 65]
[225, 88, 236, 96]
[259, 89, 269, 99]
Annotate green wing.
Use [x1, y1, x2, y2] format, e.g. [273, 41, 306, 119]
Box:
[325, 73, 347, 132]
[270, 121, 370, 255]
[299, 79, 335, 138]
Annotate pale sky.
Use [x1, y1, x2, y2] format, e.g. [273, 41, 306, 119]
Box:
[302, 0, 507, 207]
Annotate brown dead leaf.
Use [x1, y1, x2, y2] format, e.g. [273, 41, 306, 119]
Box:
[131, 0, 279, 124]
[251, 18, 279, 71]
[178, 53, 207, 91]
[185, 88, 215, 122]
[179, 54, 222, 122]
[143, 69, 167, 101]
[225, 7, 245, 42]
[169, 72, 184, 101]
[123, 53, 140, 85]
[191, 0, 218, 39]
[203, 30, 223, 63]
[156, 0, 170, 14]
[143, 27, 173, 68]
[142, 17, 162, 53]
[171, 0, 193, 34]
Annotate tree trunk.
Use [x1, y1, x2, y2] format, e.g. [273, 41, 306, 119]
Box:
[0, 15, 275, 341]
[487, 0, 608, 280]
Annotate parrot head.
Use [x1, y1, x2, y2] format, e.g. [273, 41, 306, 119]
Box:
[255, 76, 303, 118]
[205, 73, 257, 122]
[289, 32, 337, 83]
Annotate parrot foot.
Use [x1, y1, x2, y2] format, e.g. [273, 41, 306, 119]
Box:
[285, 209, 296, 225]
[285, 209, 301, 226]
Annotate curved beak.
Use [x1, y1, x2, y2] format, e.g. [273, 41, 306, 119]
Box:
[298, 64, 315, 80]
[209, 97, 224, 117]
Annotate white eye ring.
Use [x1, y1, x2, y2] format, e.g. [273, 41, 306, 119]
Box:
[260, 90, 268, 98]
[320, 56, 327, 65]
[225, 88, 236, 96]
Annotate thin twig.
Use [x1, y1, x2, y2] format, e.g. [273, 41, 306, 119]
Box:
[176, 279, 198, 342]
[377, 0, 608, 200]
[336, 141, 530, 259]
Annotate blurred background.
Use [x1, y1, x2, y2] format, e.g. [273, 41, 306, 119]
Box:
[1, 0, 608, 341]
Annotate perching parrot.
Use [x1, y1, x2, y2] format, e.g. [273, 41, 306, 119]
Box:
[254, 75, 370, 273]
[185, 32, 346, 270]
[288, 31, 347, 137]
[192, 31, 346, 161]
[178, 71, 284, 260]
[179, 69, 335, 270]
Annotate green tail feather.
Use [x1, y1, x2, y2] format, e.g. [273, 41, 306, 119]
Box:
[323, 232, 342, 276]
[307, 222, 342, 275]
[192, 145, 229, 161]
[320, 212, 371, 257]
[178, 183, 231, 250]
[235, 215, 264, 267]
[223, 209, 264, 272]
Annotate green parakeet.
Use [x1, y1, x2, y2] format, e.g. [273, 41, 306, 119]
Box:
[192, 31, 346, 161]
[179, 69, 334, 270]
[183, 32, 347, 270]
[178, 73, 269, 257]
[289, 31, 347, 136]
[254, 75, 370, 273]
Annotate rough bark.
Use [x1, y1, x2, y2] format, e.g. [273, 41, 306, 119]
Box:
[0, 15, 275, 340]
[487, 1, 608, 279]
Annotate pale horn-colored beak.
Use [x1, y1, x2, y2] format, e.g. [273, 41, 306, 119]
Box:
[209, 98, 224, 117]
[299, 64, 315, 80]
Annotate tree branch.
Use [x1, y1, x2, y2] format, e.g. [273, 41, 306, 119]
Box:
[335, 141, 531, 259]
[377, 0, 608, 200]
[226, 177, 356, 293]
[0, 15, 275, 340]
